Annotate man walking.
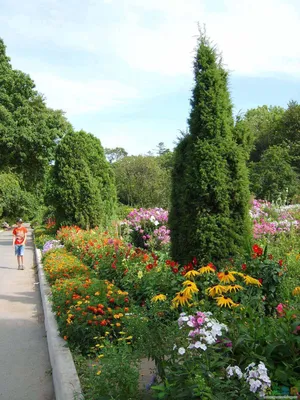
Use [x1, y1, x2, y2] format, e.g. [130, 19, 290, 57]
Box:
[12, 218, 27, 270]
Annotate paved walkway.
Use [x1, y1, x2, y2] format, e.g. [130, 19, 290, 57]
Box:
[0, 227, 55, 400]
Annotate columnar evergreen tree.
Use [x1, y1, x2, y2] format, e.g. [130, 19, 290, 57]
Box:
[170, 33, 251, 264]
[49, 130, 117, 228]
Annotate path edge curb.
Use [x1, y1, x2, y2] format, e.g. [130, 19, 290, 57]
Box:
[34, 245, 84, 400]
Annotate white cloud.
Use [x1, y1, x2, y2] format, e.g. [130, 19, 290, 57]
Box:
[112, 0, 300, 77]
[2, 0, 300, 81]
[31, 72, 138, 115]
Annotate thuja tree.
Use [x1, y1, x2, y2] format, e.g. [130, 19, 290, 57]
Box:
[170, 34, 251, 264]
[50, 130, 117, 228]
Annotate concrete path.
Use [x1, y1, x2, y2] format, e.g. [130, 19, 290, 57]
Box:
[0, 227, 55, 400]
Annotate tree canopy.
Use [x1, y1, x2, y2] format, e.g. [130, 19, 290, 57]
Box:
[0, 38, 73, 195]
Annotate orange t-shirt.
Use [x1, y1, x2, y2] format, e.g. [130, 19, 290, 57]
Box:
[13, 227, 28, 245]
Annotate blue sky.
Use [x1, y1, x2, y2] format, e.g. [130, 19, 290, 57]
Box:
[1, 0, 300, 154]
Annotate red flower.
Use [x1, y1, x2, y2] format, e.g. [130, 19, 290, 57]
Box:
[192, 257, 198, 266]
[278, 259, 283, 267]
[268, 254, 273, 260]
[111, 263, 117, 269]
[166, 260, 171, 266]
[258, 278, 263, 284]
[172, 268, 179, 274]
[252, 244, 263, 256]
[184, 263, 194, 272]
[109, 298, 115, 303]
[146, 264, 154, 271]
[100, 320, 108, 326]
[124, 298, 129, 303]
[241, 263, 247, 271]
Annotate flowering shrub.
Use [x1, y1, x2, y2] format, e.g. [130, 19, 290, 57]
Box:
[121, 208, 170, 250]
[51, 277, 130, 353]
[152, 310, 272, 399]
[227, 362, 271, 397]
[57, 226, 182, 304]
[232, 244, 286, 313]
[177, 311, 229, 352]
[42, 249, 131, 354]
[170, 260, 263, 312]
[43, 248, 90, 284]
[251, 199, 300, 238]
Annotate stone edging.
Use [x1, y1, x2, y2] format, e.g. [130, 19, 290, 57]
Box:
[265, 397, 297, 399]
[34, 247, 84, 400]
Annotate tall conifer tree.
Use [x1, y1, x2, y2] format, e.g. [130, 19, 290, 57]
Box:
[170, 33, 251, 264]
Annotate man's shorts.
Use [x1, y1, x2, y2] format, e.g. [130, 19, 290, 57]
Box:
[15, 245, 25, 256]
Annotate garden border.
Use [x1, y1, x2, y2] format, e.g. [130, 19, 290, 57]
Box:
[34, 246, 84, 400]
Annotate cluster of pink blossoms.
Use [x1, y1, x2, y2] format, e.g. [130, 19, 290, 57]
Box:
[123, 208, 170, 248]
[251, 200, 300, 238]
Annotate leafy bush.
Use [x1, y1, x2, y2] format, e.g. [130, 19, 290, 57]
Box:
[113, 155, 171, 209]
[250, 146, 298, 202]
[49, 130, 117, 229]
[75, 343, 141, 400]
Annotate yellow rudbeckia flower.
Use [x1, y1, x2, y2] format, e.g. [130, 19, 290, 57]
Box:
[216, 296, 238, 308]
[224, 284, 244, 293]
[206, 285, 228, 297]
[184, 270, 200, 279]
[217, 271, 236, 283]
[198, 265, 216, 275]
[243, 275, 262, 286]
[182, 282, 199, 297]
[172, 291, 192, 308]
[292, 286, 300, 296]
[151, 294, 167, 302]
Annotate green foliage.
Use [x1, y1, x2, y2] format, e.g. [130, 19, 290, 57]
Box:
[241, 102, 300, 201]
[113, 155, 171, 209]
[233, 114, 255, 159]
[231, 309, 300, 389]
[74, 343, 141, 400]
[0, 172, 39, 221]
[104, 147, 128, 163]
[0, 38, 73, 193]
[116, 203, 135, 220]
[244, 105, 285, 162]
[170, 33, 251, 264]
[279, 101, 300, 174]
[49, 130, 117, 228]
[249, 145, 298, 202]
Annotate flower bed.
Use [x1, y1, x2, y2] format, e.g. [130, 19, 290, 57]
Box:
[37, 219, 300, 399]
[251, 200, 300, 238]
